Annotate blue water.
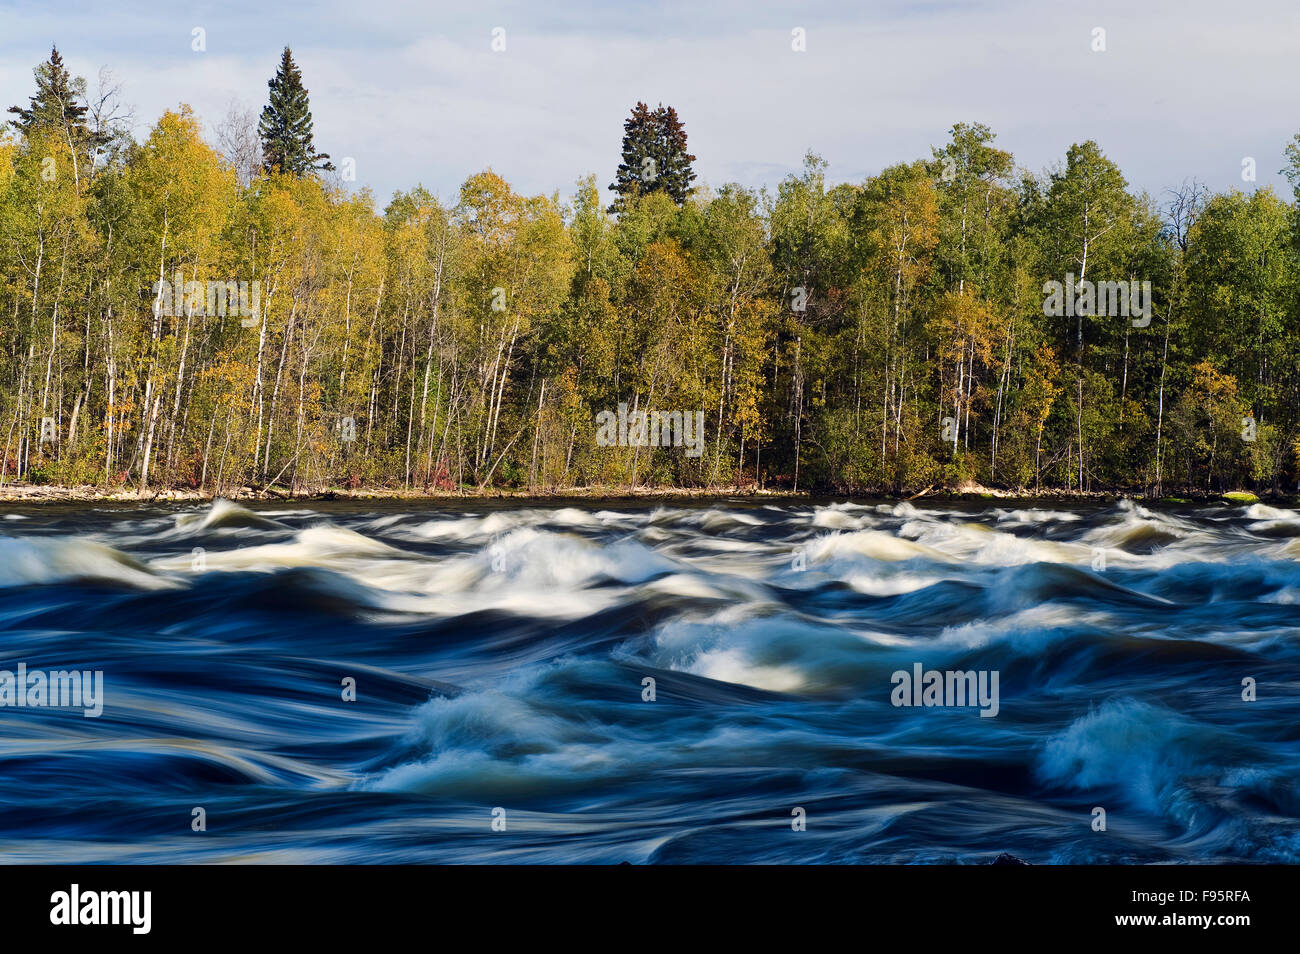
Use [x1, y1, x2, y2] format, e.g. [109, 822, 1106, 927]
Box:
[0, 497, 1297, 863]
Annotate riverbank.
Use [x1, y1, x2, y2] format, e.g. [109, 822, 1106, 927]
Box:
[0, 481, 1276, 505]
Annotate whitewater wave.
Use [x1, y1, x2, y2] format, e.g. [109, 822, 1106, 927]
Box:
[0, 535, 172, 589]
[3, 496, 1298, 863]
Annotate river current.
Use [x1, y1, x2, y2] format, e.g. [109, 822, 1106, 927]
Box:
[0, 497, 1296, 863]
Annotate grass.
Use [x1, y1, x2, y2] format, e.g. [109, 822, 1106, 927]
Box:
[1223, 491, 1261, 504]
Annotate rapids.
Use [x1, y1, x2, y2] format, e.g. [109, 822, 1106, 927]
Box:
[0, 497, 1296, 863]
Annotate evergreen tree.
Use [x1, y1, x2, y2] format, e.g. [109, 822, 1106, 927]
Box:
[258, 47, 333, 176]
[7, 45, 105, 150]
[608, 102, 696, 212]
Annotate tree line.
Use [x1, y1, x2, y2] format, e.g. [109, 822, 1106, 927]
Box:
[3, 45, 1300, 497]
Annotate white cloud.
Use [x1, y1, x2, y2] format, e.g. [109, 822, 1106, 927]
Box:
[2, 0, 1298, 205]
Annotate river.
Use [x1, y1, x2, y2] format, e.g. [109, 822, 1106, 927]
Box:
[0, 497, 1296, 863]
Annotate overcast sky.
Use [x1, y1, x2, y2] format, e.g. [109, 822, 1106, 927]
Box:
[2, 0, 1298, 208]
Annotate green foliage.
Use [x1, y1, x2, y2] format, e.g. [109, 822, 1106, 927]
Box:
[608, 102, 696, 212]
[6, 44, 108, 165]
[1, 51, 1298, 497]
[258, 47, 332, 176]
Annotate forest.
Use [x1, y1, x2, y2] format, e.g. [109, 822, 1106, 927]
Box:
[3, 45, 1300, 497]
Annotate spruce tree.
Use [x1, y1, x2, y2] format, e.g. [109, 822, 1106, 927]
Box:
[7, 45, 104, 150]
[258, 47, 333, 176]
[608, 102, 697, 212]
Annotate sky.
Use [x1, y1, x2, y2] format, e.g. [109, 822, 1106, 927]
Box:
[2, 0, 1298, 208]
